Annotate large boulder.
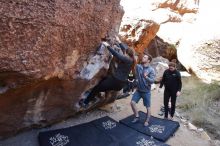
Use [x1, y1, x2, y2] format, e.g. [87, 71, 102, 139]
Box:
[152, 0, 220, 83]
[119, 0, 160, 54]
[122, 0, 220, 83]
[177, 0, 220, 83]
[154, 0, 199, 45]
[0, 0, 123, 139]
[119, 0, 198, 57]
[150, 56, 169, 81]
[120, 17, 160, 54]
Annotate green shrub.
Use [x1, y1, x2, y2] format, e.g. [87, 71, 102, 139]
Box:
[178, 75, 220, 139]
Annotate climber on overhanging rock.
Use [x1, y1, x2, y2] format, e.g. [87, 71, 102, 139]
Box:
[79, 36, 136, 109]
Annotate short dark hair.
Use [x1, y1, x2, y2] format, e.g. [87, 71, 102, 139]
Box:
[168, 62, 176, 68]
[144, 53, 152, 62]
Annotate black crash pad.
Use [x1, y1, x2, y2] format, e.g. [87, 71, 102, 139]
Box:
[39, 116, 169, 146]
[119, 133, 169, 146]
[91, 116, 135, 141]
[38, 122, 115, 146]
[119, 111, 180, 142]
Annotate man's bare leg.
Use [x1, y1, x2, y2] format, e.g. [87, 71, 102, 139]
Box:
[144, 107, 151, 126]
[130, 101, 139, 122]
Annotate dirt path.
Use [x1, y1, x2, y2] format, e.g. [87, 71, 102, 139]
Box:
[0, 88, 213, 146]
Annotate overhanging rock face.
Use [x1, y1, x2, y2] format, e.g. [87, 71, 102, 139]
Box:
[0, 0, 123, 139]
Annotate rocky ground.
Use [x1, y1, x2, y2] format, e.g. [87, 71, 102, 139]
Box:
[0, 86, 219, 146]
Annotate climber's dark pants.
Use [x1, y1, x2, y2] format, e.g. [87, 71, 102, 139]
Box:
[84, 75, 125, 104]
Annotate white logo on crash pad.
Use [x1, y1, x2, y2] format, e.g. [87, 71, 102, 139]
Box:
[136, 138, 156, 146]
[102, 120, 117, 130]
[149, 125, 165, 133]
[49, 133, 70, 146]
